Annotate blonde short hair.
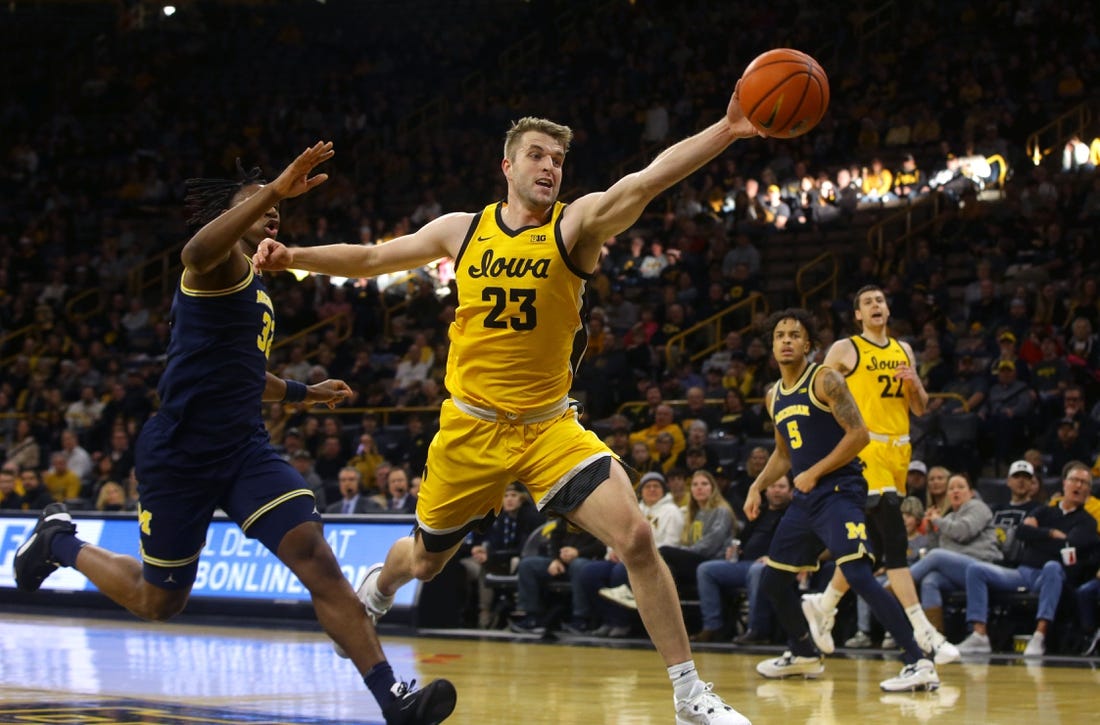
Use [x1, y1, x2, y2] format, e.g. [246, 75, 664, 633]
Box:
[504, 117, 573, 161]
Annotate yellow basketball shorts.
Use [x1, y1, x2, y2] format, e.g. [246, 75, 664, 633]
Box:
[417, 399, 612, 547]
[859, 437, 911, 495]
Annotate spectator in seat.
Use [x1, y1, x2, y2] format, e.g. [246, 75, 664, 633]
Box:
[19, 466, 54, 510]
[892, 153, 929, 200]
[956, 461, 1099, 656]
[693, 474, 792, 644]
[42, 453, 81, 503]
[324, 467, 382, 515]
[0, 467, 25, 510]
[910, 473, 1003, 638]
[461, 482, 545, 629]
[978, 360, 1036, 469]
[509, 519, 606, 635]
[574, 471, 683, 637]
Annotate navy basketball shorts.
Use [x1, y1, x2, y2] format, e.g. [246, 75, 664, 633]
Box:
[135, 418, 320, 589]
[765, 475, 873, 572]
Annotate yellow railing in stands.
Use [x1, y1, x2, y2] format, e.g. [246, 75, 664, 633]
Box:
[797, 251, 838, 310]
[1025, 99, 1096, 165]
[865, 190, 949, 261]
[663, 292, 770, 370]
[0, 322, 38, 360]
[271, 312, 353, 356]
[616, 397, 765, 419]
[927, 391, 969, 412]
[64, 286, 106, 324]
[130, 241, 185, 300]
[380, 272, 425, 339]
[281, 406, 442, 428]
[614, 391, 969, 420]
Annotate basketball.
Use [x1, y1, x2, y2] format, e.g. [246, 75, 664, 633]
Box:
[738, 48, 829, 138]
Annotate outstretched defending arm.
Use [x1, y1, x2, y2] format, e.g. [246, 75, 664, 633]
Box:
[253, 212, 471, 280]
[182, 141, 333, 275]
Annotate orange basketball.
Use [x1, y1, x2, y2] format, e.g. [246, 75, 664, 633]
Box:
[738, 48, 829, 138]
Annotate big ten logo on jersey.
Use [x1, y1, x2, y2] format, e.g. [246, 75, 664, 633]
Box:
[845, 521, 867, 540]
[256, 289, 275, 358]
[529, 232, 548, 244]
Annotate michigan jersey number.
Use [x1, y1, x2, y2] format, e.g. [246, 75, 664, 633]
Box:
[257, 311, 274, 358]
[786, 421, 803, 449]
[483, 286, 537, 331]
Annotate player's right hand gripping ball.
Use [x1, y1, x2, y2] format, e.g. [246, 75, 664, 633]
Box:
[738, 48, 829, 138]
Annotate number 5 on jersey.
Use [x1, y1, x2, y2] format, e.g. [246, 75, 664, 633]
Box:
[786, 421, 803, 449]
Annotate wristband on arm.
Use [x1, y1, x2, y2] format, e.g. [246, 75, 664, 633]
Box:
[282, 379, 308, 403]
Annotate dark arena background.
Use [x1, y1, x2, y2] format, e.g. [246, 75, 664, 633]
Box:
[1, 1, 1098, 723]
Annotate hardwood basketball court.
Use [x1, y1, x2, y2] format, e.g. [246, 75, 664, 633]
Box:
[1, 613, 1095, 723]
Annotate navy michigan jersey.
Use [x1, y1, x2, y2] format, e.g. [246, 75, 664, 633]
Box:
[154, 259, 274, 461]
[770, 362, 863, 485]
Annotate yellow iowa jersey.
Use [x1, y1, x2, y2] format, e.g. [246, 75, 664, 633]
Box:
[845, 334, 912, 436]
[445, 201, 589, 416]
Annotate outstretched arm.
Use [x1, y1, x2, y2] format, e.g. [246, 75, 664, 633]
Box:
[253, 212, 471, 279]
[564, 83, 762, 268]
[182, 141, 334, 275]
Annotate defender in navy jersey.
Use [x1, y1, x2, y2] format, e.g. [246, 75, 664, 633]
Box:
[13, 143, 456, 724]
[744, 309, 940, 692]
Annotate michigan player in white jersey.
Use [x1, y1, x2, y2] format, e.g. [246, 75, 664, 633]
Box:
[255, 87, 766, 724]
[799, 285, 960, 664]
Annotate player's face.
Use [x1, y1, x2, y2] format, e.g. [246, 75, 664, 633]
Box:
[771, 318, 811, 365]
[232, 184, 280, 252]
[856, 290, 889, 330]
[504, 132, 564, 209]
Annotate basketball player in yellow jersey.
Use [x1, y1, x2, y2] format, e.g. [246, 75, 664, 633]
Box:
[254, 87, 764, 724]
[800, 285, 961, 665]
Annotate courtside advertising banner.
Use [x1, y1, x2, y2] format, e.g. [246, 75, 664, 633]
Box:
[0, 514, 416, 606]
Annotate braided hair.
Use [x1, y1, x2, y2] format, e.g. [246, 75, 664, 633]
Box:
[183, 159, 267, 233]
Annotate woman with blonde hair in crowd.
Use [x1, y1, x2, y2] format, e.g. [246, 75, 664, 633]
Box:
[95, 481, 128, 512]
[660, 470, 737, 598]
[925, 465, 951, 523]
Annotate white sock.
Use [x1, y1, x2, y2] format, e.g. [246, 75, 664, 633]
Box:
[905, 604, 932, 632]
[819, 584, 843, 611]
[668, 660, 699, 701]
